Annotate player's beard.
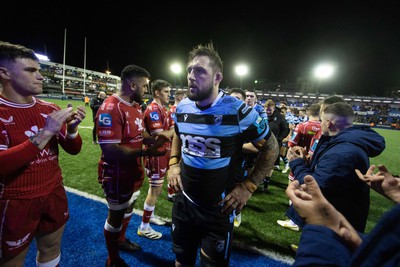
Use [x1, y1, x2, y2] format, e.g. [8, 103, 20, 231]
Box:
[187, 83, 213, 102]
[131, 89, 143, 104]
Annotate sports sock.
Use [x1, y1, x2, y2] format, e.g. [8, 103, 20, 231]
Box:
[118, 211, 133, 242]
[140, 203, 154, 230]
[104, 221, 122, 263]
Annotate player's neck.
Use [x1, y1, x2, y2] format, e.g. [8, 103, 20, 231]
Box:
[0, 89, 34, 104]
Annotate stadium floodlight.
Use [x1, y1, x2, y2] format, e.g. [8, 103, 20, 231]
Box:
[314, 63, 334, 79]
[235, 64, 249, 88]
[170, 63, 182, 87]
[35, 53, 50, 62]
[313, 63, 335, 91]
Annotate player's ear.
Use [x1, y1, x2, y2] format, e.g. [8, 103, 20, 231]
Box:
[0, 67, 10, 79]
[215, 72, 223, 84]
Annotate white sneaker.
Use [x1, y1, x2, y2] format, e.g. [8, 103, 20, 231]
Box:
[234, 213, 242, 227]
[149, 215, 166, 226]
[274, 165, 280, 171]
[282, 164, 290, 174]
[277, 219, 299, 231]
[137, 226, 162, 240]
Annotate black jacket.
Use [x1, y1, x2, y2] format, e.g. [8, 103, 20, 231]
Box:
[267, 109, 289, 144]
[90, 97, 104, 122]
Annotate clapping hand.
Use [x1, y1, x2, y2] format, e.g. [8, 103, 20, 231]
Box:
[356, 164, 400, 204]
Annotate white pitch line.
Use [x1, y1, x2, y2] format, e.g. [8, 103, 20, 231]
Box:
[65, 186, 295, 265]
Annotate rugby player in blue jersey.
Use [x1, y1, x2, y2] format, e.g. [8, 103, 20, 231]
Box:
[167, 42, 279, 267]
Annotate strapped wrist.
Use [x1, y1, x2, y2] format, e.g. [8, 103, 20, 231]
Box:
[243, 179, 257, 193]
[66, 131, 78, 139]
[169, 156, 180, 167]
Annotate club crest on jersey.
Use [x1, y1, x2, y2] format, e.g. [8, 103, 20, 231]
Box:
[213, 115, 223, 125]
[135, 117, 144, 131]
[215, 240, 225, 252]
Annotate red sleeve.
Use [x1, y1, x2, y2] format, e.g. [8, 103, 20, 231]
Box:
[59, 134, 83, 155]
[288, 124, 303, 147]
[0, 140, 40, 176]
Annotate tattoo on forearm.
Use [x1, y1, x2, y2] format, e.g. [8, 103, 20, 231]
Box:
[249, 134, 279, 186]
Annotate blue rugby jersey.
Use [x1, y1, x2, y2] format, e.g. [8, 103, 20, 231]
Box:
[174, 91, 270, 207]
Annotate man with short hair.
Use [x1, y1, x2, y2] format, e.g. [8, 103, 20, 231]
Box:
[138, 79, 174, 238]
[0, 41, 86, 266]
[96, 65, 169, 267]
[286, 102, 385, 233]
[168, 42, 278, 266]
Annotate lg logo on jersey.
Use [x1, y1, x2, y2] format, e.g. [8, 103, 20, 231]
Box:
[150, 112, 159, 121]
[99, 114, 112, 126]
[180, 134, 221, 158]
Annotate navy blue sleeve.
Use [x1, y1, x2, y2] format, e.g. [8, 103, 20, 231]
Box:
[294, 224, 351, 267]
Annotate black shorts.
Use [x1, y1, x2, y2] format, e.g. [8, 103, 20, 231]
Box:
[171, 193, 234, 266]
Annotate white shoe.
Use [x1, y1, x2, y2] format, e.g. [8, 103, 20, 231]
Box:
[277, 219, 299, 231]
[137, 226, 162, 240]
[282, 164, 290, 174]
[274, 165, 280, 171]
[234, 213, 242, 227]
[149, 215, 166, 226]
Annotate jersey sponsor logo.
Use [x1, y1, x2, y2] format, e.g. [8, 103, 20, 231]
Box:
[24, 125, 40, 137]
[99, 129, 114, 137]
[180, 134, 221, 158]
[184, 114, 189, 122]
[6, 233, 30, 249]
[151, 122, 162, 128]
[150, 112, 160, 121]
[99, 114, 112, 127]
[0, 116, 13, 124]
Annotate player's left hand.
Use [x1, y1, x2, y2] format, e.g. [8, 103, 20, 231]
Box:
[219, 184, 251, 215]
[66, 104, 86, 133]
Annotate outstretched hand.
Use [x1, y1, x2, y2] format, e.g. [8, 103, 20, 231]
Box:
[355, 164, 400, 204]
[286, 175, 362, 251]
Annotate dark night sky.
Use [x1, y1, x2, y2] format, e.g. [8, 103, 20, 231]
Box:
[2, 1, 400, 96]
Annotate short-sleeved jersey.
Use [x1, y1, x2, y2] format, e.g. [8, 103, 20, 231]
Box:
[96, 94, 145, 180]
[253, 103, 267, 118]
[308, 129, 323, 157]
[144, 101, 174, 135]
[289, 120, 321, 152]
[0, 97, 69, 199]
[143, 101, 173, 178]
[174, 91, 270, 207]
[169, 104, 177, 120]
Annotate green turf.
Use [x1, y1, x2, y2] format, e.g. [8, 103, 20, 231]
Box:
[46, 98, 399, 258]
